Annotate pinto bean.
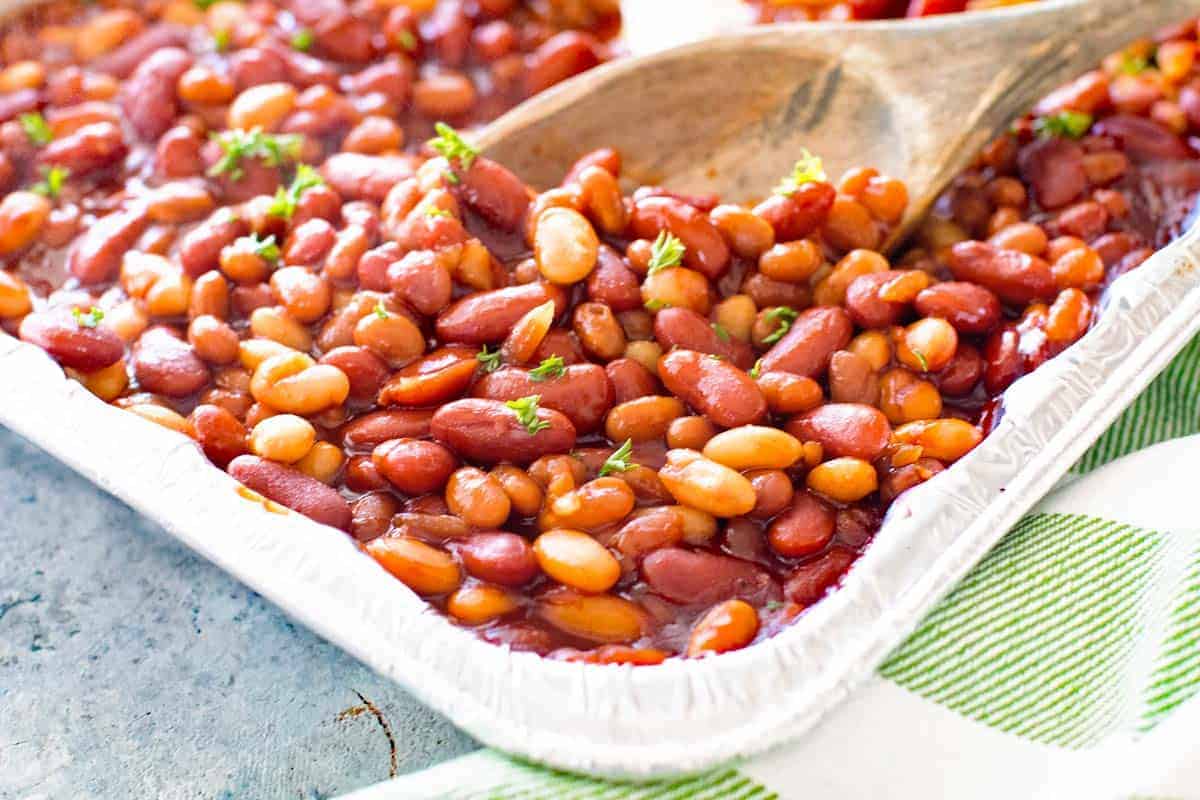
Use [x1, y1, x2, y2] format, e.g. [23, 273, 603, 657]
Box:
[658, 449, 757, 518]
[658, 349, 766, 428]
[431, 399, 577, 465]
[189, 404, 248, 467]
[228, 455, 351, 530]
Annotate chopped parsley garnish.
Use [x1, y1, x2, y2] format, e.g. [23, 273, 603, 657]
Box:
[193, 0, 220, 8]
[290, 28, 314, 52]
[711, 322, 730, 342]
[424, 205, 451, 218]
[763, 600, 785, 612]
[761, 306, 799, 346]
[644, 298, 669, 312]
[774, 149, 826, 196]
[910, 348, 929, 372]
[397, 29, 417, 53]
[373, 301, 389, 319]
[71, 306, 104, 328]
[1033, 110, 1093, 140]
[208, 128, 303, 180]
[528, 355, 566, 382]
[267, 164, 325, 220]
[749, 358, 764, 379]
[646, 230, 686, 274]
[235, 233, 280, 263]
[213, 28, 231, 53]
[442, 169, 460, 185]
[427, 122, 478, 181]
[31, 165, 68, 199]
[477, 345, 502, 373]
[1117, 51, 1150, 75]
[505, 395, 550, 435]
[19, 112, 52, 146]
[598, 439, 636, 477]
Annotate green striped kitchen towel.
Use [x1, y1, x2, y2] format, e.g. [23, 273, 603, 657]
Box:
[342, 337, 1200, 800]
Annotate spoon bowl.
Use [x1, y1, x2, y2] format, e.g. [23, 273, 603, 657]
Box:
[478, 0, 1200, 245]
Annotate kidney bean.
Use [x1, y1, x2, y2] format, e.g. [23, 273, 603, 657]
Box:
[457, 532, 537, 587]
[563, 147, 621, 186]
[1018, 137, 1086, 209]
[641, 548, 776, 606]
[228, 455, 351, 530]
[356, 242, 401, 292]
[318, 346, 389, 401]
[982, 326, 1023, 394]
[946, 241, 1056, 305]
[90, 24, 188, 77]
[744, 469, 794, 520]
[350, 492, 398, 543]
[18, 308, 124, 371]
[767, 492, 835, 558]
[913, 281, 1001, 334]
[784, 547, 856, 605]
[436, 282, 566, 344]
[1093, 114, 1191, 161]
[373, 438, 458, 495]
[179, 212, 247, 279]
[605, 358, 660, 404]
[121, 47, 192, 141]
[1034, 70, 1109, 116]
[38, 121, 127, 176]
[431, 398, 576, 465]
[826, 350, 876, 405]
[759, 306, 852, 378]
[653, 307, 753, 368]
[131, 327, 210, 397]
[932, 342, 984, 397]
[341, 409, 435, 451]
[656, 349, 764, 428]
[752, 182, 835, 241]
[189, 404, 248, 467]
[612, 508, 684, 559]
[68, 208, 149, 285]
[787, 403, 891, 462]
[628, 196, 730, 279]
[844, 270, 911, 328]
[584, 244, 641, 312]
[379, 347, 478, 408]
[524, 31, 603, 96]
[456, 157, 530, 231]
[474, 364, 612, 434]
[320, 153, 418, 203]
[388, 250, 453, 316]
[155, 125, 204, 179]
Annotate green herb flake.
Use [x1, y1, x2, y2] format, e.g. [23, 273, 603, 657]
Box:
[774, 149, 827, 196]
[213, 28, 231, 52]
[477, 345, 502, 373]
[397, 29, 417, 53]
[763, 600, 785, 613]
[1033, 110, 1094, 140]
[71, 306, 104, 328]
[373, 300, 389, 320]
[911, 348, 929, 372]
[31, 165, 68, 199]
[1117, 51, 1150, 75]
[761, 305, 799, 346]
[235, 233, 279, 263]
[711, 322, 730, 343]
[209, 128, 303, 180]
[644, 298, 669, 312]
[268, 164, 325, 220]
[505, 395, 551, 435]
[646, 230, 686, 275]
[528, 355, 566, 382]
[424, 205, 451, 219]
[598, 439, 636, 477]
[749, 358, 764, 379]
[19, 112, 52, 146]
[442, 169, 461, 185]
[193, 0, 220, 9]
[290, 27, 315, 52]
[427, 122, 478, 182]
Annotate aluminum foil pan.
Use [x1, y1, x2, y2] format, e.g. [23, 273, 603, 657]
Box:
[6, 3, 1200, 783]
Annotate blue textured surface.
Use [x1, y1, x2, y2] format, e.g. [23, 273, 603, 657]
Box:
[0, 425, 475, 800]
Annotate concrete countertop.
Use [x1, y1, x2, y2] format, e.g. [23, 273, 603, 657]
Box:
[0, 425, 475, 800]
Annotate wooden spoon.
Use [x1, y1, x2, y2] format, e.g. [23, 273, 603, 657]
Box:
[477, 0, 1200, 246]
